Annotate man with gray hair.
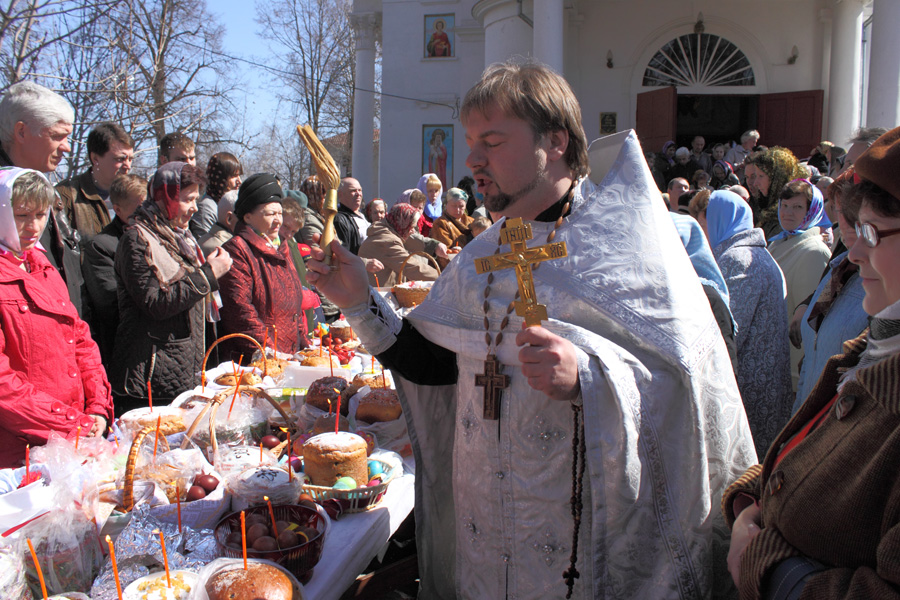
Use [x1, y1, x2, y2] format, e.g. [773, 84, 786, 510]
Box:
[199, 190, 238, 256]
[0, 80, 83, 313]
[725, 129, 760, 170]
[837, 126, 889, 176]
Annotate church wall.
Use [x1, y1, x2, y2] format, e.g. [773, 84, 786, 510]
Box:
[571, 0, 827, 142]
[372, 0, 833, 204]
[379, 0, 485, 205]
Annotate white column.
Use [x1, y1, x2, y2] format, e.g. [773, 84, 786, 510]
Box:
[473, 0, 532, 68]
[533, 0, 564, 73]
[351, 13, 378, 199]
[866, 0, 900, 129]
[827, 0, 864, 144]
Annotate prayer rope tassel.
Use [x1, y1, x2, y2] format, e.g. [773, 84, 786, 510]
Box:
[563, 403, 586, 598]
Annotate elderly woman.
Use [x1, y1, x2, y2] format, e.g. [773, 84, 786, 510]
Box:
[359, 202, 440, 287]
[365, 198, 386, 223]
[0, 167, 113, 467]
[416, 173, 442, 236]
[191, 152, 243, 238]
[691, 190, 793, 457]
[768, 179, 833, 392]
[724, 126, 900, 600]
[218, 174, 319, 362]
[111, 163, 232, 411]
[744, 147, 808, 239]
[711, 159, 740, 190]
[430, 187, 474, 268]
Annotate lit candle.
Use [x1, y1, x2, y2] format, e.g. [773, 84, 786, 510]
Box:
[371, 356, 375, 374]
[26, 539, 47, 600]
[263, 327, 268, 353]
[153, 415, 161, 460]
[147, 381, 153, 412]
[259, 441, 264, 465]
[240, 511, 248, 570]
[175, 483, 182, 533]
[154, 529, 171, 588]
[335, 396, 342, 433]
[75, 426, 81, 450]
[24, 444, 29, 480]
[106, 535, 123, 600]
[374, 273, 380, 288]
[264, 496, 279, 538]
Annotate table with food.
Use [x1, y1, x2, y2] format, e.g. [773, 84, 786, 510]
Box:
[0, 324, 416, 600]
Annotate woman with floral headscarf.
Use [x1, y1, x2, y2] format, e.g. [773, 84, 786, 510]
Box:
[358, 202, 440, 287]
[743, 147, 809, 239]
[710, 159, 740, 190]
[767, 179, 832, 392]
[190, 152, 243, 238]
[110, 162, 232, 411]
[691, 189, 793, 457]
[0, 167, 113, 467]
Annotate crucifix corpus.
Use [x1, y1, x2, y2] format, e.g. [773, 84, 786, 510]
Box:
[472, 217, 568, 419]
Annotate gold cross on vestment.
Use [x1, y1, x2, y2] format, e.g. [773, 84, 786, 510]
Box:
[473, 217, 568, 327]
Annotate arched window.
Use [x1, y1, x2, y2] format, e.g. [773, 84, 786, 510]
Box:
[643, 33, 755, 87]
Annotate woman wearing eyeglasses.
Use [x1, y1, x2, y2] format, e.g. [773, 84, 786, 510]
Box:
[723, 127, 900, 600]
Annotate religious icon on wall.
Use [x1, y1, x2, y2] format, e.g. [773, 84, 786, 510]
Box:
[600, 112, 617, 135]
[423, 125, 453, 192]
[425, 14, 454, 58]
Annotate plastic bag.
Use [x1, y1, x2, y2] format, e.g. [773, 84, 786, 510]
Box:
[348, 386, 409, 453]
[189, 557, 303, 600]
[18, 480, 104, 596]
[0, 536, 28, 598]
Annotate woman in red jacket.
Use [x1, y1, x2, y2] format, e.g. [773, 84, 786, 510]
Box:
[218, 173, 319, 362]
[0, 167, 113, 467]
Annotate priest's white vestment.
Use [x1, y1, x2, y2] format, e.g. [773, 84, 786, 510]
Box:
[345, 131, 757, 599]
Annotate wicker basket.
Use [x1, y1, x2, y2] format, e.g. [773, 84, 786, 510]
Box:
[123, 425, 172, 511]
[391, 251, 440, 308]
[300, 457, 397, 513]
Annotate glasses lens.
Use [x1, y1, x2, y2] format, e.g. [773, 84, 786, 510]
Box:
[857, 223, 878, 247]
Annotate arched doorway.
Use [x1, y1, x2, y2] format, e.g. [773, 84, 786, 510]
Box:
[634, 30, 822, 159]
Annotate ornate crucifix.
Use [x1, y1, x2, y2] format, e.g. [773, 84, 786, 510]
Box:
[473, 217, 568, 419]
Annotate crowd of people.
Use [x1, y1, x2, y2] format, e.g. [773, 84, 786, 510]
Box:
[0, 63, 899, 599]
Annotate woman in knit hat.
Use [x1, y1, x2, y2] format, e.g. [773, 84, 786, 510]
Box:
[110, 162, 232, 410]
[217, 173, 319, 362]
[724, 126, 900, 600]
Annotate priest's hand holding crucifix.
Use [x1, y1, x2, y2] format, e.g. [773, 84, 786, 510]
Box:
[516, 325, 580, 401]
[306, 241, 370, 308]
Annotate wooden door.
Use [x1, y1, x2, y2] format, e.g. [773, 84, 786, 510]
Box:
[758, 90, 824, 158]
[635, 86, 677, 154]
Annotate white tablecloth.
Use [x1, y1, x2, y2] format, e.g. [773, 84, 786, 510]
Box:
[302, 471, 416, 600]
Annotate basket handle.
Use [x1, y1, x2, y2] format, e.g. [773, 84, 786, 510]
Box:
[201, 333, 268, 385]
[398, 251, 441, 284]
[123, 425, 172, 512]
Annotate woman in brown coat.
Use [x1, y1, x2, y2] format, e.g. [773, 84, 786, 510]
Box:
[359, 202, 439, 287]
[724, 126, 900, 600]
[429, 187, 473, 268]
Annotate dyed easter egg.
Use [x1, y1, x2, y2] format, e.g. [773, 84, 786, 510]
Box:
[333, 476, 357, 490]
[367, 460, 384, 478]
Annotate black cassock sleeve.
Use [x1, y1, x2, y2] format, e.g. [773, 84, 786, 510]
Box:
[376, 318, 459, 386]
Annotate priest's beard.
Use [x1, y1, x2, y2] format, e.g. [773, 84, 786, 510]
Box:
[481, 158, 547, 213]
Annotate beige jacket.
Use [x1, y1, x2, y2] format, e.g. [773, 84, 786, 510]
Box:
[359, 220, 439, 287]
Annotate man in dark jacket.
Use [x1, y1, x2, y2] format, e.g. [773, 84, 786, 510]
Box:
[82, 174, 146, 369]
[0, 81, 84, 315]
[333, 177, 368, 254]
[57, 122, 135, 239]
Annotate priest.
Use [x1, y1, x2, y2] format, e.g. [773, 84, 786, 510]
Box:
[307, 60, 756, 599]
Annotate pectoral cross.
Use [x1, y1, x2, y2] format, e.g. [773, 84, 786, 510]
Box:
[473, 218, 568, 327]
[475, 354, 509, 420]
[472, 217, 568, 419]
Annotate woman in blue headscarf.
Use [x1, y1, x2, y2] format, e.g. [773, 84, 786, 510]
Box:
[691, 190, 794, 457]
[767, 179, 833, 392]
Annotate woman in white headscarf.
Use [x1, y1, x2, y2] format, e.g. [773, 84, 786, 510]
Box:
[0, 167, 113, 468]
